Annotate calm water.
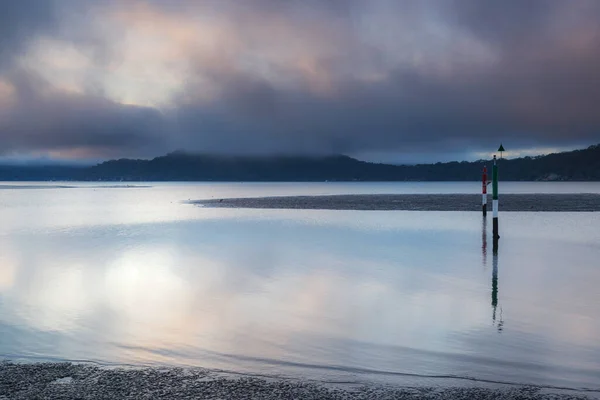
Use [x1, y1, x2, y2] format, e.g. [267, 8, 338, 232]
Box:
[1, 182, 599, 390]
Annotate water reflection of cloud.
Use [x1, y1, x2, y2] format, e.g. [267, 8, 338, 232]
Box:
[14, 261, 93, 332]
[0, 211, 599, 387]
[0, 242, 18, 291]
[105, 247, 195, 340]
[0, 223, 489, 363]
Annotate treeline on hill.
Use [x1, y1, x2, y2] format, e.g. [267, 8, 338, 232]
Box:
[0, 144, 599, 181]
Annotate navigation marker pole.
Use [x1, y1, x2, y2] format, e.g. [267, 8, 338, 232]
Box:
[492, 155, 499, 244]
[482, 166, 488, 216]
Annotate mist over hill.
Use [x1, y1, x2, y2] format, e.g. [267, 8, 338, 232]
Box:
[1, 144, 599, 182]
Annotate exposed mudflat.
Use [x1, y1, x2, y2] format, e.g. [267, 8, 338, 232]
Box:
[192, 194, 600, 211]
[0, 363, 597, 400]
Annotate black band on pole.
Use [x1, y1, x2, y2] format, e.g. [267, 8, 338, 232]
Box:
[493, 217, 499, 240]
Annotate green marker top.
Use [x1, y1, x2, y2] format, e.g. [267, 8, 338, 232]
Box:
[492, 155, 498, 199]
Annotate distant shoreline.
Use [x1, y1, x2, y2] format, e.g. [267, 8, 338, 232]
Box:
[192, 194, 600, 212]
[1, 143, 599, 181]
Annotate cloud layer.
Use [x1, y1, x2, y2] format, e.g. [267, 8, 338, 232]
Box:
[1, 0, 599, 162]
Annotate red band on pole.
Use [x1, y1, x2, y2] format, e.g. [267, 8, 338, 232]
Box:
[482, 166, 487, 194]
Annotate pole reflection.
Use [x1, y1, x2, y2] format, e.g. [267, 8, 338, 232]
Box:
[482, 217, 487, 269]
[492, 234, 503, 332]
[484, 215, 503, 332]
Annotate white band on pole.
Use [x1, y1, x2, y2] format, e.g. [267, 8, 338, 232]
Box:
[493, 199, 498, 218]
[482, 194, 487, 206]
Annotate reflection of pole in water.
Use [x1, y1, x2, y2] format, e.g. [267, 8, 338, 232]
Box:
[492, 239, 503, 332]
[482, 216, 487, 268]
[484, 216, 503, 332]
[492, 250, 498, 319]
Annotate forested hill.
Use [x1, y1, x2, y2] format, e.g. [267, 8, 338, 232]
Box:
[1, 144, 599, 181]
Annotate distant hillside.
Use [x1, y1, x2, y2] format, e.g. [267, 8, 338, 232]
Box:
[1, 144, 599, 181]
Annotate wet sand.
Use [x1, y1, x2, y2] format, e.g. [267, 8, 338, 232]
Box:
[192, 194, 600, 211]
[0, 363, 596, 400]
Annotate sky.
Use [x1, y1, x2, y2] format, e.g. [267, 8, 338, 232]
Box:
[0, 0, 599, 164]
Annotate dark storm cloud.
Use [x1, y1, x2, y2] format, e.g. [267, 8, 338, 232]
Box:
[165, 0, 600, 159]
[0, 69, 165, 158]
[445, 0, 554, 45]
[0, 0, 167, 158]
[0, 0, 57, 68]
[1, 0, 600, 161]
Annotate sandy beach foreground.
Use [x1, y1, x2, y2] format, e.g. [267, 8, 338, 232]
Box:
[192, 193, 600, 211]
[1, 363, 597, 400]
